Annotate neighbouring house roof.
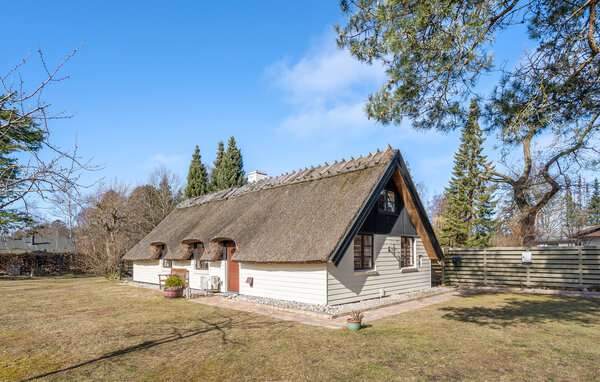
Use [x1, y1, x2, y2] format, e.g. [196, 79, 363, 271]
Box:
[573, 225, 600, 238]
[535, 226, 600, 245]
[0, 237, 76, 255]
[123, 147, 442, 264]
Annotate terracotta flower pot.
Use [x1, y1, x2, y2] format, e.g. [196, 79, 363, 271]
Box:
[347, 318, 361, 331]
[164, 286, 184, 298]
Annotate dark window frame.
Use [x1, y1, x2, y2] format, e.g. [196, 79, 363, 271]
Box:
[377, 189, 397, 215]
[353, 233, 374, 270]
[191, 242, 208, 270]
[401, 237, 415, 268]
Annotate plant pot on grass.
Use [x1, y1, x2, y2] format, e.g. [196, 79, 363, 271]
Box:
[347, 310, 363, 331]
[164, 276, 185, 298]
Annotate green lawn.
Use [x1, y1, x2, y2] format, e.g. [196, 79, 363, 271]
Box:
[1, 277, 600, 381]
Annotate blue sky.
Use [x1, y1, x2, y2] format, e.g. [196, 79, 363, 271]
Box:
[4, 1, 530, 216]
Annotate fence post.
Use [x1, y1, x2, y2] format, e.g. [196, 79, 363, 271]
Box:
[578, 247, 583, 288]
[441, 248, 447, 285]
[526, 248, 531, 287]
[483, 248, 488, 286]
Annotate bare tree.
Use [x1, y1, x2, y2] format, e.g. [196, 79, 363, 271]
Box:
[75, 183, 132, 277]
[1, 44, 95, 232]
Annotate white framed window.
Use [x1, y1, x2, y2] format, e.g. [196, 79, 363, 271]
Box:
[191, 242, 208, 270]
[158, 245, 171, 268]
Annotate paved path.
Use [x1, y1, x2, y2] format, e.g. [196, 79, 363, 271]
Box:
[190, 290, 471, 329]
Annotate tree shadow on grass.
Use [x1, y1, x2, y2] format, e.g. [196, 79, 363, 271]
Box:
[26, 312, 290, 381]
[440, 294, 600, 329]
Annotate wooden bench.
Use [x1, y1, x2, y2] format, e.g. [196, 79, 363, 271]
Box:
[158, 268, 189, 289]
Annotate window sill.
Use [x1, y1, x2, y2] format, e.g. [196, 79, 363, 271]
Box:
[354, 270, 378, 276]
[401, 267, 418, 273]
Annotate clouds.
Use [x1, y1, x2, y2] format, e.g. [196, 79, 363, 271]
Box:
[267, 31, 387, 139]
[270, 36, 386, 103]
[149, 153, 186, 168]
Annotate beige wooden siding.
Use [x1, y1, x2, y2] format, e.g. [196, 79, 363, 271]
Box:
[327, 235, 431, 305]
[239, 263, 327, 305]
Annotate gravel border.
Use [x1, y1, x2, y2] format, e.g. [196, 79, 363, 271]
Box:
[231, 287, 455, 315]
[123, 280, 456, 316]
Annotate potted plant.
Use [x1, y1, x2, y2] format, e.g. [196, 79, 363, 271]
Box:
[164, 276, 185, 298]
[347, 310, 363, 331]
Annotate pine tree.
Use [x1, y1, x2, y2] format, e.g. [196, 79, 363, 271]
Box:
[439, 99, 497, 247]
[184, 146, 209, 198]
[588, 179, 600, 226]
[210, 137, 246, 191]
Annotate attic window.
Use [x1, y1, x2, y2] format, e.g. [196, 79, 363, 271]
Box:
[158, 245, 171, 268]
[354, 233, 373, 270]
[378, 190, 396, 214]
[191, 242, 208, 270]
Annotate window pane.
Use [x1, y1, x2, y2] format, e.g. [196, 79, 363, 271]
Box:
[387, 191, 395, 203]
[364, 256, 372, 269]
[354, 247, 362, 269]
[363, 235, 373, 246]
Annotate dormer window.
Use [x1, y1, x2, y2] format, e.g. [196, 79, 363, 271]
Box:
[191, 242, 208, 270]
[378, 189, 396, 214]
[158, 245, 171, 268]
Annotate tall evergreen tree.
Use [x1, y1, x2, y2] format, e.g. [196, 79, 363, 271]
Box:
[210, 141, 225, 191]
[588, 179, 600, 226]
[210, 137, 246, 191]
[184, 146, 209, 198]
[439, 100, 496, 247]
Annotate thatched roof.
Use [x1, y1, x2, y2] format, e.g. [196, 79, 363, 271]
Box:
[124, 148, 401, 263]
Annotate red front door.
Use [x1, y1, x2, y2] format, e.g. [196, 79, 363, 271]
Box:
[226, 243, 239, 293]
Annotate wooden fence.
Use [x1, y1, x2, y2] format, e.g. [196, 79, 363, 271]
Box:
[442, 247, 600, 289]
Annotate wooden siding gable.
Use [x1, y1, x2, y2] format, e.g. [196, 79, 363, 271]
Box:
[358, 178, 418, 236]
[329, 151, 443, 266]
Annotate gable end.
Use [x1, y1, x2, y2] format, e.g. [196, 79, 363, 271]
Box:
[329, 152, 442, 266]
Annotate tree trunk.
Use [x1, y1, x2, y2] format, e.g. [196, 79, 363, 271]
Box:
[520, 211, 537, 246]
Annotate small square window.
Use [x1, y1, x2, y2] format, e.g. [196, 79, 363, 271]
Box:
[378, 190, 397, 214]
[191, 243, 208, 270]
[158, 245, 171, 268]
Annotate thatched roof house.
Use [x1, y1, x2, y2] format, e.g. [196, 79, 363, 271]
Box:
[126, 147, 442, 305]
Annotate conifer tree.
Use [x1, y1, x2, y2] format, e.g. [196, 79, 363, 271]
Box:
[439, 99, 496, 247]
[184, 146, 209, 198]
[210, 141, 225, 191]
[222, 136, 246, 187]
[210, 137, 246, 191]
[588, 179, 600, 226]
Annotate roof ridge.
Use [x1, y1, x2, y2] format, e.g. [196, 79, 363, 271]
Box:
[176, 147, 397, 209]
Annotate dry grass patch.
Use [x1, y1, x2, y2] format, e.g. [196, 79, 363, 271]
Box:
[1, 277, 600, 381]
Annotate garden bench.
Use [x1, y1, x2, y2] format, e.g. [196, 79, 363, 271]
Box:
[158, 268, 189, 289]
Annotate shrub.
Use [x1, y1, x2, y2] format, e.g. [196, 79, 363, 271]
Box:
[165, 276, 185, 288]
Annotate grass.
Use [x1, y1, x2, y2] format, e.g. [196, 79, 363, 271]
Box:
[1, 277, 600, 381]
